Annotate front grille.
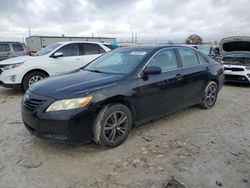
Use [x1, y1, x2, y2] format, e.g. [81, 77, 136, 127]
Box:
[225, 75, 249, 82]
[23, 98, 45, 113]
[224, 67, 245, 71]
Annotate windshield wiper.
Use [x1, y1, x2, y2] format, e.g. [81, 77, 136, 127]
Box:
[86, 69, 105, 73]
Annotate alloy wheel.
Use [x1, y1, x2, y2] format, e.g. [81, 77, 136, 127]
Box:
[28, 76, 44, 87]
[206, 84, 217, 106]
[103, 111, 128, 143]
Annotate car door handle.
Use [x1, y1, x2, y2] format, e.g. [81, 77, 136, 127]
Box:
[75, 58, 82, 60]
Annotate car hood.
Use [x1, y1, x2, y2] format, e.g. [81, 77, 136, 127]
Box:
[30, 70, 125, 99]
[0, 55, 35, 65]
[219, 36, 250, 55]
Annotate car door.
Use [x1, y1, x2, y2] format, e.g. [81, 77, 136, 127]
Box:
[0, 43, 11, 61]
[80, 43, 106, 67]
[50, 43, 84, 75]
[137, 48, 183, 120]
[176, 47, 210, 107]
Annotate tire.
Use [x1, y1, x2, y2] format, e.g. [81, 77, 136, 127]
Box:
[93, 104, 132, 148]
[200, 81, 218, 109]
[22, 71, 47, 91]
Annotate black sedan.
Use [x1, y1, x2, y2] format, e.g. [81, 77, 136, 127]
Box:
[21, 45, 224, 148]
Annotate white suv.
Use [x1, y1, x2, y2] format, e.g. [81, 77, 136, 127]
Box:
[0, 41, 110, 91]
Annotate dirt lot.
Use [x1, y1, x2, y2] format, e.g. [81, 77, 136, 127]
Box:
[0, 84, 249, 188]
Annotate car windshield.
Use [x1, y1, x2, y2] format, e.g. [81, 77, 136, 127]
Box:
[85, 48, 151, 75]
[35, 43, 61, 56]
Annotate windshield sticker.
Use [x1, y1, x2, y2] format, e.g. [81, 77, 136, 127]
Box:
[130, 51, 147, 56]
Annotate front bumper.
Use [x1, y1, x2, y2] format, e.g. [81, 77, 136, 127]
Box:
[0, 66, 25, 87]
[224, 65, 250, 83]
[224, 74, 250, 83]
[21, 91, 98, 144]
[0, 81, 22, 89]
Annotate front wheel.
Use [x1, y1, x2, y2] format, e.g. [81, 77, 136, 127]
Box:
[93, 104, 132, 148]
[200, 81, 218, 109]
[22, 71, 47, 91]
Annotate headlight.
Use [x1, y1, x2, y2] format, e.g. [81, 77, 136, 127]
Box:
[246, 66, 250, 70]
[46, 96, 93, 112]
[3, 62, 23, 70]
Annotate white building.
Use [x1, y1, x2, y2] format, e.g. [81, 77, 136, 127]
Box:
[26, 35, 116, 51]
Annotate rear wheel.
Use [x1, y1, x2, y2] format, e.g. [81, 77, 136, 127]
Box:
[200, 81, 218, 109]
[93, 104, 132, 148]
[22, 71, 47, 91]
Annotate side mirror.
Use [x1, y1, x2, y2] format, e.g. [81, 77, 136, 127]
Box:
[143, 66, 162, 75]
[53, 52, 63, 58]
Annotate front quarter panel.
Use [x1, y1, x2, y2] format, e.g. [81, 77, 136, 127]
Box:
[89, 78, 139, 119]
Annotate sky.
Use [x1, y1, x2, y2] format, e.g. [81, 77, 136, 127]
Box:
[0, 0, 249, 43]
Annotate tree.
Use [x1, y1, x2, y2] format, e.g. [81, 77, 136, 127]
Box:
[186, 34, 203, 45]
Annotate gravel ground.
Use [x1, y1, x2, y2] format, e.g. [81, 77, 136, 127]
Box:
[0, 84, 249, 188]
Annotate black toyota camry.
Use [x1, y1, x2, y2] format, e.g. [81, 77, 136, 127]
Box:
[21, 45, 224, 147]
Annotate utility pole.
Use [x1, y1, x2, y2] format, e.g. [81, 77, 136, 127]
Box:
[28, 27, 31, 37]
[132, 33, 134, 43]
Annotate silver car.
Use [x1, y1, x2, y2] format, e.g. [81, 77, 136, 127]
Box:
[0, 42, 28, 61]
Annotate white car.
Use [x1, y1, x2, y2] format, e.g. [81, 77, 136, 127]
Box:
[223, 57, 250, 84]
[220, 36, 250, 84]
[0, 41, 110, 90]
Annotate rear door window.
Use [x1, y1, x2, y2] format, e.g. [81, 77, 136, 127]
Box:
[82, 44, 105, 55]
[178, 48, 200, 67]
[12, 43, 24, 52]
[57, 43, 80, 57]
[0, 44, 10, 52]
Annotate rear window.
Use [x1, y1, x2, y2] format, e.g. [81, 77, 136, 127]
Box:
[0, 44, 10, 52]
[12, 43, 24, 52]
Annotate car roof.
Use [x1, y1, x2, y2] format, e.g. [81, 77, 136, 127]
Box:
[53, 41, 105, 45]
[119, 44, 197, 51]
[0, 41, 22, 44]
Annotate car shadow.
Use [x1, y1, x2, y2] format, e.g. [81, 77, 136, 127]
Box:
[0, 87, 24, 97]
[224, 82, 250, 88]
[25, 105, 200, 153]
[25, 135, 104, 155]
